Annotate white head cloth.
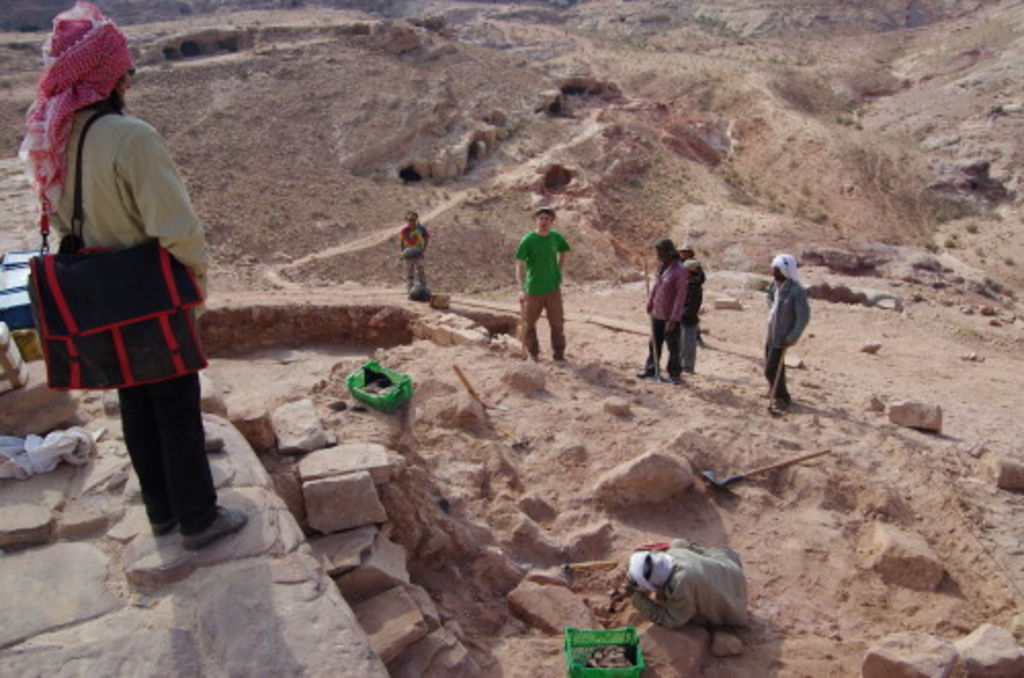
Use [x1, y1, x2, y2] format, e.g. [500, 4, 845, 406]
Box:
[770, 253, 799, 283]
[628, 551, 675, 592]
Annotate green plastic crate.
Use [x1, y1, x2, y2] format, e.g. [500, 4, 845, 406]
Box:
[345, 360, 413, 413]
[564, 627, 644, 678]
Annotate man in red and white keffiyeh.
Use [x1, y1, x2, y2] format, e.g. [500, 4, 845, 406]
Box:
[18, 1, 133, 233]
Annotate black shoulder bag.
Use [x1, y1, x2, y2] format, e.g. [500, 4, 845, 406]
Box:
[28, 109, 207, 390]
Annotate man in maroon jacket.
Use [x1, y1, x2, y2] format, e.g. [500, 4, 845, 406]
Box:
[637, 238, 688, 384]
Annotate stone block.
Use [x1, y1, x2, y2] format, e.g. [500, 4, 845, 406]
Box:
[507, 580, 598, 634]
[0, 503, 53, 548]
[303, 471, 387, 534]
[861, 341, 882, 354]
[429, 294, 450, 309]
[57, 495, 118, 539]
[123, 487, 303, 589]
[230, 401, 276, 452]
[641, 623, 708, 676]
[711, 630, 744, 656]
[270, 471, 307, 528]
[0, 361, 79, 436]
[406, 584, 442, 631]
[889, 401, 943, 432]
[298, 442, 400, 485]
[387, 627, 479, 678]
[714, 297, 742, 310]
[861, 522, 944, 591]
[862, 632, 957, 678]
[199, 371, 228, 417]
[502, 363, 546, 392]
[352, 586, 430, 663]
[594, 450, 694, 508]
[0, 629, 202, 676]
[334, 534, 410, 603]
[310, 525, 378, 576]
[602, 397, 631, 416]
[0, 542, 120, 648]
[982, 455, 1024, 490]
[272, 398, 328, 454]
[954, 623, 1024, 677]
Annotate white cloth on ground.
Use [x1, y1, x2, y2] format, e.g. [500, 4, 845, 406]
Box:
[0, 427, 96, 479]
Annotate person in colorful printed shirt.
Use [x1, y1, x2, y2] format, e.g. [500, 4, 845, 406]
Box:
[399, 210, 430, 291]
[515, 207, 570, 361]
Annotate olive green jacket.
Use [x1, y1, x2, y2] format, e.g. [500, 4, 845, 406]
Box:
[51, 110, 209, 294]
[630, 539, 749, 628]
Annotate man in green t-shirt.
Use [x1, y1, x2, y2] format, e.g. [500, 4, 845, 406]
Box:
[515, 207, 571, 361]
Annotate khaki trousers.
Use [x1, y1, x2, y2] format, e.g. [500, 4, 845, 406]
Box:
[520, 290, 565, 358]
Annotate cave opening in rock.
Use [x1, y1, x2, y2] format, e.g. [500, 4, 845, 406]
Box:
[163, 46, 180, 60]
[399, 166, 422, 183]
[466, 141, 484, 170]
[543, 165, 573, 193]
[217, 37, 239, 53]
[180, 41, 202, 58]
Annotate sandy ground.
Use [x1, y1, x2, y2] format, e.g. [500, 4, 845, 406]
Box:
[200, 269, 1024, 675]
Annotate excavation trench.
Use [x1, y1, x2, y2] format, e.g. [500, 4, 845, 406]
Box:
[197, 299, 533, 671]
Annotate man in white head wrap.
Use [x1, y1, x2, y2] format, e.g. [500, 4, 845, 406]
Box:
[626, 539, 748, 628]
[764, 253, 811, 409]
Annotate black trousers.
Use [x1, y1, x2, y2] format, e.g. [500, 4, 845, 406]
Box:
[645, 318, 682, 378]
[118, 372, 218, 535]
[764, 344, 790, 402]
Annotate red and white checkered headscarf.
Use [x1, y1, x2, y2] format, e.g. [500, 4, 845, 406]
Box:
[19, 2, 132, 233]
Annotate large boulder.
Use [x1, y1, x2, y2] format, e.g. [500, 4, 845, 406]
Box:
[303, 471, 387, 534]
[861, 522, 944, 591]
[507, 580, 598, 633]
[954, 624, 1024, 677]
[298, 443, 400, 485]
[502, 363, 546, 393]
[862, 632, 957, 678]
[888, 401, 943, 432]
[0, 361, 79, 436]
[593, 450, 694, 508]
[271, 398, 328, 454]
[981, 454, 1024, 490]
[352, 586, 430, 663]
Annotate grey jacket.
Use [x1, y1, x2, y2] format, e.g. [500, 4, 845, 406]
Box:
[629, 539, 749, 628]
[765, 279, 811, 348]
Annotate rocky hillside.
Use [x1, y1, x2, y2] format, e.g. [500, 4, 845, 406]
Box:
[1, 1, 1019, 300]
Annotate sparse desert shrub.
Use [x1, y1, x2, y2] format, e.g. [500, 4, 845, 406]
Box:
[1006, 257, 1016, 266]
[966, 223, 979, 234]
[924, 242, 939, 253]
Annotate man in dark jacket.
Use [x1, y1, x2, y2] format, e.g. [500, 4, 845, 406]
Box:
[637, 239, 687, 384]
[681, 258, 705, 373]
[765, 253, 811, 409]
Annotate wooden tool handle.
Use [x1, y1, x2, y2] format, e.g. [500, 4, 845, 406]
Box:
[452, 365, 484, 404]
[742, 449, 831, 479]
[563, 560, 619, 571]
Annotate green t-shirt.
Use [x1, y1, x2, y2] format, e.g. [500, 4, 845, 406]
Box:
[516, 230, 570, 295]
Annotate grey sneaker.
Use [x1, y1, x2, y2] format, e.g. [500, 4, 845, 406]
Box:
[151, 518, 178, 537]
[182, 507, 248, 550]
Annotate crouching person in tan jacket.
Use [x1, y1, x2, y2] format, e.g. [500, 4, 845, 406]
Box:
[626, 539, 748, 628]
